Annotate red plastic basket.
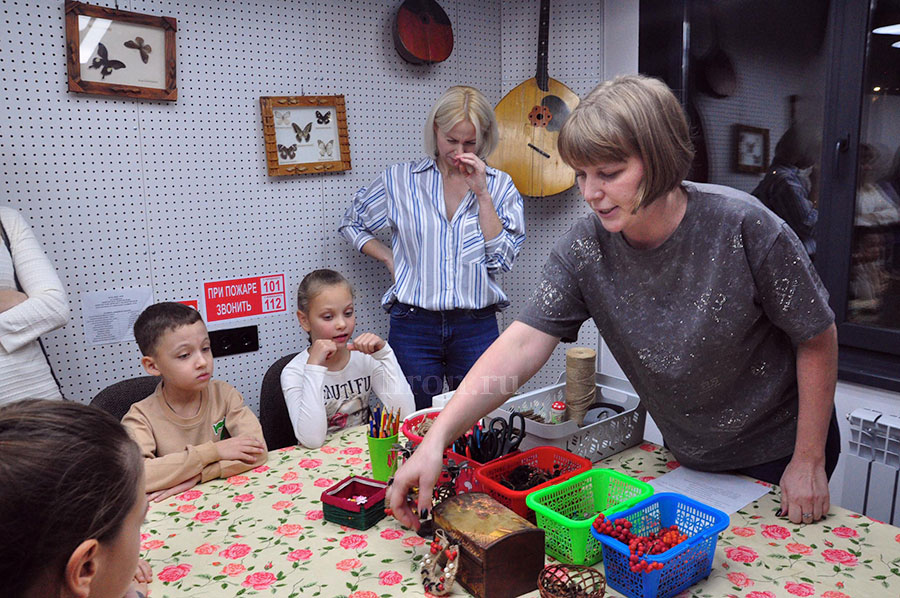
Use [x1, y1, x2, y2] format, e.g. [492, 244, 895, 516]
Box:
[474, 446, 592, 520]
[401, 411, 442, 446]
[439, 451, 483, 495]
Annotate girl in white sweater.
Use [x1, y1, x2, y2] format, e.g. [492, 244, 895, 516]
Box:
[281, 269, 415, 448]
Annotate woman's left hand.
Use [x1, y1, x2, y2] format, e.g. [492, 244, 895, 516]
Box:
[778, 456, 830, 524]
[453, 152, 489, 196]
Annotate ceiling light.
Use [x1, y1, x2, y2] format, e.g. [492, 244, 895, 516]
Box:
[893, 41, 900, 48]
[873, 24, 900, 34]
[874, 86, 882, 91]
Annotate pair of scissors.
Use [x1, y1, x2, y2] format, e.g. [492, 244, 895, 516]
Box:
[484, 412, 526, 460]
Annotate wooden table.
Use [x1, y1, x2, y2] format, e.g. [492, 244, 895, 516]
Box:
[141, 427, 900, 597]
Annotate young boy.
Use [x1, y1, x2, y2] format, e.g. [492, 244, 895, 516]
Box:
[122, 302, 267, 502]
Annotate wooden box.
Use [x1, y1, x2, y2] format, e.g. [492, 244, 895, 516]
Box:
[432, 492, 545, 598]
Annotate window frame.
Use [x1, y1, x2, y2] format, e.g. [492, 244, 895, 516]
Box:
[816, 0, 900, 393]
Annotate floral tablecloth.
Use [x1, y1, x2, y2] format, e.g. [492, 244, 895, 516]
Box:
[141, 428, 900, 598]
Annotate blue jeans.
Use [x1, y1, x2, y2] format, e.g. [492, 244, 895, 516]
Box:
[388, 303, 500, 410]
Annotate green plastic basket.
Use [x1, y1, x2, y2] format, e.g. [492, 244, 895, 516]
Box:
[525, 469, 654, 566]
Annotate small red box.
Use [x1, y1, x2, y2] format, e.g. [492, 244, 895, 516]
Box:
[321, 476, 387, 513]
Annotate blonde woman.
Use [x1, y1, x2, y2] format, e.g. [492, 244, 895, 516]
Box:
[340, 86, 526, 410]
[388, 75, 839, 529]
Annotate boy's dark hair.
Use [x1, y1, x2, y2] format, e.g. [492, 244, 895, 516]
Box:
[297, 269, 353, 311]
[0, 399, 143, 597]
[134, 301, 204, 356]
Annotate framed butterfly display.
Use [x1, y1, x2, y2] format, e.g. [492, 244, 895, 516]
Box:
[259, 95, 351, 176]
[65, 1, 177, 101]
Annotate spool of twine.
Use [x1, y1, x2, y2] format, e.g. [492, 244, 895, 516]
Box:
[565, 347, 596, 426]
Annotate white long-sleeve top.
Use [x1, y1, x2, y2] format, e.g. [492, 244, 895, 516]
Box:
[280, 343, 415, 448]
[0, 207, 69, 404]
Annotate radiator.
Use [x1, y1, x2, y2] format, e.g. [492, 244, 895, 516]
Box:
[843, 408, 900, 525]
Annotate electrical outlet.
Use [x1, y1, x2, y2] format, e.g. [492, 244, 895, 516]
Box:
[209, 325, 259, 357]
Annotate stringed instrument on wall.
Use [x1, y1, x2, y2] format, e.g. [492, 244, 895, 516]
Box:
[393, 0, 453, 65]
[489, 0, 579, 197]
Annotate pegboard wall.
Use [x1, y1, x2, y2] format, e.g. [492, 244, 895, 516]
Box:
[2, 0, 634, 410]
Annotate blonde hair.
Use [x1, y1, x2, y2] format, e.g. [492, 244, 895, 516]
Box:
[424, 86, 499, 159]
[559, 74, 694, 210]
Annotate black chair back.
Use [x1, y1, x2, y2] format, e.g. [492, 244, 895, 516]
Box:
[259, 353, 299, 450]
[90, 376, 160, 421]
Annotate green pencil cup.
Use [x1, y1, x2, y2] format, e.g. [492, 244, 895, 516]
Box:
[366, 433, 399, 482]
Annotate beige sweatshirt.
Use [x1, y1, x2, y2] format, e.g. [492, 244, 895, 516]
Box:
[122, 379, 268, 492]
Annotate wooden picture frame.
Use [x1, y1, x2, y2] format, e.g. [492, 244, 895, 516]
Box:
[259, 95, 351, 176]
[65, 1, 177, 101]
[733, 124, 770, 173]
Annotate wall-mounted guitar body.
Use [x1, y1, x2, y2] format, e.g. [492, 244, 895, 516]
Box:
[489, 0, 579, 197]
[393, 0, 453, 65]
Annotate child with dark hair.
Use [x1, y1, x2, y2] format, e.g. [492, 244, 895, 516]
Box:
[281, 269, 415, 448]
[0, 399, 151, 598]
[123, 302, 267, 502]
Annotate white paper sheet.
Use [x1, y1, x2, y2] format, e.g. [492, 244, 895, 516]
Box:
[648, 466, 771, 514]
[82, 288, 154, 345]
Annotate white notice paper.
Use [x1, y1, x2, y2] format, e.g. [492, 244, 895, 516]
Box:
[649, 466, 771, 514]
[82, 288, 154, 345]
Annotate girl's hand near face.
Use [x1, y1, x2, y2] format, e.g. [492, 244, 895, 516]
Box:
[308, 339, 338, 366]
[348, 333, 386, 355]
[453, 153, 489, 196]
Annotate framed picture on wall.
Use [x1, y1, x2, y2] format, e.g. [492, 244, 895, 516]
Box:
[65, 1, 177, 101]
[259, 95, 352, 176]
[733, 124, 770, 173]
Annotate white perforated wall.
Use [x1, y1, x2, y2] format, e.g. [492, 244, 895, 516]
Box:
[2, 0, 630, 409]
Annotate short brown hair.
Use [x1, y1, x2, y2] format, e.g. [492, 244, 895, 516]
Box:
[559, 74, 694, 209]
[134, 301, 203, 356]
[0, 399, 143, 597]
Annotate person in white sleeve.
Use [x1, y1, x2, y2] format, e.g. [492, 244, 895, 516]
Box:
[0, 206, 69, 404]
[281, 269, 415, 448]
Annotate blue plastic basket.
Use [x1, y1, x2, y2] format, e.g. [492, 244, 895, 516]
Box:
[590, 492, 729, 598]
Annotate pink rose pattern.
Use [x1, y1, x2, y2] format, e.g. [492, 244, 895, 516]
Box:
[379, 570, 403, 585]
[138, 428, 896, 597]
[157, 564, 191, 583]
[727, 572, 753, 587]
[725, 546, 759, 563]
[761, 524, 791, 540]
[221, 563, 246, 577]
[336, 558, 363, 571]
[242, 571, 277, 590]
[340, 534, 368, 550]
[832, 526, 858, 538]
[784, 581, 815, 596]
[218, 543, 252, 559]
[785, 543, 813, 555]
[278, 483, 302, 494]
[192, 510, 221, 523]
[275, 523, 303, 538]
[822, 549, 858, 567]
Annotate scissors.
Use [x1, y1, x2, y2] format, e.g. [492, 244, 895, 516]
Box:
[483, 412, 526, 460]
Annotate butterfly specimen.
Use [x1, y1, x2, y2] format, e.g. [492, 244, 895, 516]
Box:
[274, 111, 292, 127]
[89, 43, 126, 79]
[278, 143, 297, 160]
[124, 37, 151, 64]
[316, 110, 331, 125]
[293, 122, 312, 143]
[318, 139, 334, 157]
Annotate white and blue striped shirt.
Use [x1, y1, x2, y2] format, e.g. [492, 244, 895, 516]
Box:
[339, 157, 526, 311]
